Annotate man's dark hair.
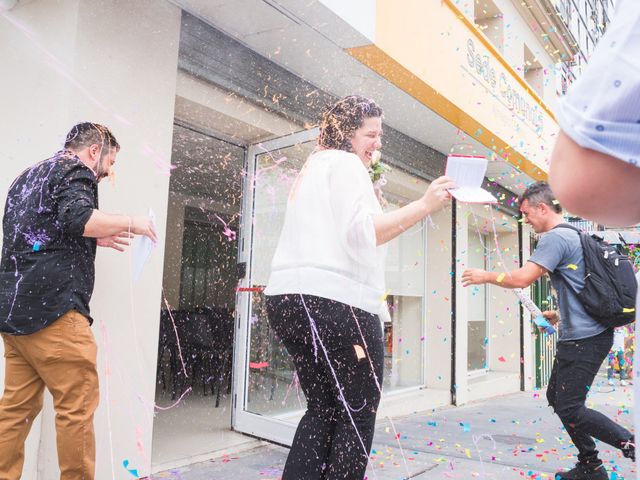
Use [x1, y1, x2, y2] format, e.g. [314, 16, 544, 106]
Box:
[318, 95, 383, 151]
[519, 181, 562, 213]
[64, 122, 120, 152]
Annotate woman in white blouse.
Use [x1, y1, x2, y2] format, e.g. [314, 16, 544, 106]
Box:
[264, 96, 454, 480]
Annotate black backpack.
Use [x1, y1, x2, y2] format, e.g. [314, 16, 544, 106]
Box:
[554, 224, 637, 327]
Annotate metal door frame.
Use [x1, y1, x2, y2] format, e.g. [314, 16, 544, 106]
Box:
[231, 128, 319, 445]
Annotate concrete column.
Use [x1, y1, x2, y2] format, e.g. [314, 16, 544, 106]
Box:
[425, 207, 454, 394]
[454, 203, 470, 404]
[0, 1, 181, 478]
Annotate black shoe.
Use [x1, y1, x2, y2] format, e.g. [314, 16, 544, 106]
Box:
[620, 437, 635, 462]
[555, 462, 608, 480]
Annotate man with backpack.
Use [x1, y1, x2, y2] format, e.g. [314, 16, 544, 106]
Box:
[462, 181, 635, 480]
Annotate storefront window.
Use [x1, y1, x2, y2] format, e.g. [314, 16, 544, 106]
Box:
[382, 195, 426, 390]
[468, 231, 489, 372]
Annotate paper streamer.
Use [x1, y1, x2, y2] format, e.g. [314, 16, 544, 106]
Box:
[122, 459, 139, 477]
[513, 288, 555, 334]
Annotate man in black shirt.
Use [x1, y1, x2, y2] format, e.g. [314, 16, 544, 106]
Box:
[0, 123, 157, 480]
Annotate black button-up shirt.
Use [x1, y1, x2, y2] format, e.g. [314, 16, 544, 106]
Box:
[0, 150, 98, 335]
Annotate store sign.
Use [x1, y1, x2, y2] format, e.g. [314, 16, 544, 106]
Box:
[368, 0, 559, 173]
[466, 39, 544, 133]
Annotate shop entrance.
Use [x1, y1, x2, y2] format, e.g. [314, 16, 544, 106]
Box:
[152, 123, 248, 468]
[231, 128, 445, 444]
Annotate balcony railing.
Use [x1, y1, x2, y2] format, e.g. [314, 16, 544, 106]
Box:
[565, 218, 602, 232]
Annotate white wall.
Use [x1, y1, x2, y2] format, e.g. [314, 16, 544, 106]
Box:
[454, 203, 471, 404]
[488, 230, 521, 372]
[0, 1, 181, 478]
[318, 0, 376, 42]
[456, 204, 522, 404]
[425, 207, 454, 393]
[0, 4, 83, 477]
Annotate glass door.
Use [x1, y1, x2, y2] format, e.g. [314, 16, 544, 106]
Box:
[232, 128, 318, 445]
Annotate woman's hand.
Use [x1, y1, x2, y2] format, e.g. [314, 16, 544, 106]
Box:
[420, 176, 456, 215]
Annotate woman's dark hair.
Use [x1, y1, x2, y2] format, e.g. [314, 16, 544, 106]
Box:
[64, 122, 120, 152]
[318, 95, 383, 151]
[519, 181, 562, 213]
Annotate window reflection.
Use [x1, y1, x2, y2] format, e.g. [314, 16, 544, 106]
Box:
[468, 231, 489, 372]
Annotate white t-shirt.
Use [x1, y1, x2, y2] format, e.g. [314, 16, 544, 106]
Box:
[612, 327, 627, 352]
[264, 149, 387, 317]
[555, 0, 640, 167]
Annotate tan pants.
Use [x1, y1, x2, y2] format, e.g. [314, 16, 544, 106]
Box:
[0, 310, 99, 480]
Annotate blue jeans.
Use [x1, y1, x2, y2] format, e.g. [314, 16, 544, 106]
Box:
[547, 328, 632, 463]
[266, 294, 384, 480]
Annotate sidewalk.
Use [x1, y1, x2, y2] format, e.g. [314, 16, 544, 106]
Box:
[154, 375, 635, 479]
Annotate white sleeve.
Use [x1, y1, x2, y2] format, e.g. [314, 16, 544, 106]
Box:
[328, 154, 380, 267]
[555, 0, 640, 167]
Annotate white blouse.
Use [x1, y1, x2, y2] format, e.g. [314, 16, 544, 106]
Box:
[264, 149, 388, 317]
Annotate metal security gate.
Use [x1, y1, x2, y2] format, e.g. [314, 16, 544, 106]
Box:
[532, 275, 558, 388]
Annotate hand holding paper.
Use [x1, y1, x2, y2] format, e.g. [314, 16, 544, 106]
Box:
[421, 176, 457, 214]
[444, 155, 497, 204]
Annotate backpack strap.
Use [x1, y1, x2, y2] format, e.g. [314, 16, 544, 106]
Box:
[553, 223, 581, 234]
[549, 223, 584, 297]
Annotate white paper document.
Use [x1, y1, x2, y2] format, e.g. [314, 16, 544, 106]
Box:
[445, 155, 497, 204]
[132, 208, 157, 283]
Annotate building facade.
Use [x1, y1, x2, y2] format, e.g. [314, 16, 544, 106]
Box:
[0, 0, 564, 477]
[552, 0, 617, 92]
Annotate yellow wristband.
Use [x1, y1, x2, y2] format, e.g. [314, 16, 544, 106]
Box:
[496, 272, 506, 283]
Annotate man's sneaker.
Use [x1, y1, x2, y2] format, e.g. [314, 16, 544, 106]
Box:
[620, 437, 635, 461]
[608, 379, 615, 386]
[620, 379, 628, 386]
[555, 462, 608, 479]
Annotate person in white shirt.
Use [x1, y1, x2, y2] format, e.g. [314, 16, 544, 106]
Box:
[264, 95, 454, 480]
[549, 1, 638, 477]
[608, 327, 629, 386]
